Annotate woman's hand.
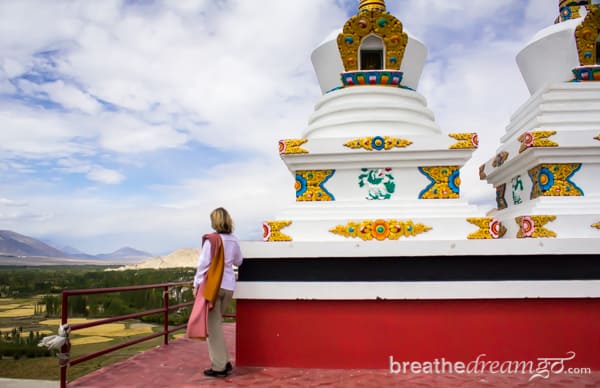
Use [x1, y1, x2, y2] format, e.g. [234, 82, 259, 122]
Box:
[193, 287, 198, 298]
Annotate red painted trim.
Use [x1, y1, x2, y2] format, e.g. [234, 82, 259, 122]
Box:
[236, 299, 600, 370]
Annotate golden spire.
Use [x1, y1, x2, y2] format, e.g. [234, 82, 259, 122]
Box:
[359, 0, 386, 12]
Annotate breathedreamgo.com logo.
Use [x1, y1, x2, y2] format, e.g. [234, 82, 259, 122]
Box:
[389, 352, 591, 381]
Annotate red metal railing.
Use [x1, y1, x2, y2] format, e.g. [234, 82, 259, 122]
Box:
[59, 281, 194, 388]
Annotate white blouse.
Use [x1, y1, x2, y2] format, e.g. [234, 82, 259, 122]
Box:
[193, 233, 243, 291]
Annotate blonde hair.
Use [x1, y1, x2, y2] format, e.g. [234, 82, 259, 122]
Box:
[210, 207, 234, 234]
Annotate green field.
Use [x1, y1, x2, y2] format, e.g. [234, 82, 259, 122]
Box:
[0, 266, 210, 382]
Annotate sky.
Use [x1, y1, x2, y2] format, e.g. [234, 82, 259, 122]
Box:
[0, 0, 560, 255]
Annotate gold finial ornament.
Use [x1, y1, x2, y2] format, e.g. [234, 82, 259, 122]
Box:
[337, 1, 408, 71]
[359, 0, 386, 12]
[574, 2, 600, 66]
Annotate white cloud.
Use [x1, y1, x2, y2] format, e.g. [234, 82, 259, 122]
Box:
[56, 158, 125, 184]
[86, 166, 125, 184]
[42, 80, 103, 114]
[0, 197, 27, 207]
[0, 103, 89, 156]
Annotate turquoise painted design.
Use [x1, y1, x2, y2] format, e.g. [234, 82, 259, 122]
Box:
[572, 66, 600, 81]
[295, 170, 336, 201]
[448, 170, 460, 193]
[496, 183, 508, 210]
[358, 168, 396, 200]
[341, 70, 403, 87]
[418, 166, 460, 199]
[529, 163, 584, 199]
[295, 175, 307, 197]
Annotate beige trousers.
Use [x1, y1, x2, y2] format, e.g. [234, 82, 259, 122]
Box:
[207, 288, 233, 371]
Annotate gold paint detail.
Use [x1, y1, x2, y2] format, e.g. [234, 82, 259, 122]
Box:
[449, 133, 479, 149]
[337, 8, 408, 71]
[518, 131, 559, 153]
[418, 166, 461, 199]
[329, 219, 431, 241]
[592, 222, 600, 229]
[466, 218, 507, 240]
[595, 135, 600, 141]
[516, 215, 557, 238]
[575, 4, 600, 66]
[279, 138, 308, 155]
[343, 136, 412, 151]
[262, 221, 292, 242]
[359, 0, 386, 11]
[529, 164, 583, 199]
[295, 170, 335, 202]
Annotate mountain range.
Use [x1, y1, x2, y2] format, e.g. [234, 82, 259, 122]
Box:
[0, 230, 153, 264]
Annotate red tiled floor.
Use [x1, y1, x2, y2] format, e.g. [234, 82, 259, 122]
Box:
[69, 323, 600, 387]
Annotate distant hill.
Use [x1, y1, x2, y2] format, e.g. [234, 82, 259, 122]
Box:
[0, 230, 153, 265]
[59, 245, 98, 259]
[96, 247, 153, 263]
[0, 230, 66, 258]
[111, 248, 199, 271]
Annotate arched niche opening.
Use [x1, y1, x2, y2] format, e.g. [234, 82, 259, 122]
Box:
[359, 34, 384, 70]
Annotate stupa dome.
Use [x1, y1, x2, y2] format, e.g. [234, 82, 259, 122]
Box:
[517, 1, 600, 95]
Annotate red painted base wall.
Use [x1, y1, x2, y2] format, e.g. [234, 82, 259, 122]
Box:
[236, 299, 600, 370]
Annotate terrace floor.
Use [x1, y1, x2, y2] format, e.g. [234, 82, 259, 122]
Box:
[67, 323, 599, 387]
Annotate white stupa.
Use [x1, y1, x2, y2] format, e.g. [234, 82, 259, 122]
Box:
[264, 0, 487, 244]
[481, 0, 600, 240]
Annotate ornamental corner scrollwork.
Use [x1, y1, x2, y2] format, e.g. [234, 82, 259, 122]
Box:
[329, 219, 431, 241]
[518, 131, 559, 153]
[449, 133, 479, 149]
[295, 170, 335, 202]
[418, 166, 460, 199]
[516, 215, 557, 238]
[529, 163, 584, 199]
[466, 217, 506, 239]
[344, 136, 412, 151]
[262, 221, 292, 242]
[279, 139, 308, 155]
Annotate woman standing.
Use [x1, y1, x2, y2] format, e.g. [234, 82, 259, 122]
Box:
[192, 207, 243, 377]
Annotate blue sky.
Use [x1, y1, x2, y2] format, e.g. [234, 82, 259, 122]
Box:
[0, 0, 559, 255]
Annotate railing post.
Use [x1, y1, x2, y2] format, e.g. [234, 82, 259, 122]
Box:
[60, 291, 69, 388]
[163, 285, 169, 346]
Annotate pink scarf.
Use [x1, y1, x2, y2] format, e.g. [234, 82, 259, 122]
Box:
[186, 281, 209, 340]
